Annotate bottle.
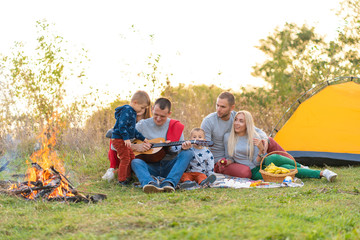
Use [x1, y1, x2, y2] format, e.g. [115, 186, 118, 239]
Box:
[283, 176, 293, 184]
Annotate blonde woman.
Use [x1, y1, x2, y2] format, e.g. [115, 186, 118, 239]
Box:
[218, 110, 337, 182]
[216, 110, 264, 178]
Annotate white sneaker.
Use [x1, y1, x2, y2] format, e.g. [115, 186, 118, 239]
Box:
[322, 169, 337, 182]
[102, 168, 115, 181]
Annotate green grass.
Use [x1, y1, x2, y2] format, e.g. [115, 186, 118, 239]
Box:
[1, 151, 360, 239]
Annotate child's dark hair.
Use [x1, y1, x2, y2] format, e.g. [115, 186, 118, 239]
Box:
[190, 128, 205, 137]
[154, 98, 171, 112]
[131, 90, 150, 105]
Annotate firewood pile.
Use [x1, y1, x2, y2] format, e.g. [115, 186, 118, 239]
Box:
[0, 162, 106, 203]
[1, 114, 107, 203]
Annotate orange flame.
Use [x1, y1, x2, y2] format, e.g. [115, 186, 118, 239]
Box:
[9, 113, 74, 200]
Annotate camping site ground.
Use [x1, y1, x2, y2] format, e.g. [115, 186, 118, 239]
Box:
[1, 154, 359, 239]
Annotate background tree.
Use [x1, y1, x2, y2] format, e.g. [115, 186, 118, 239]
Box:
[335, 0, 360, 76]
[0, 20, 88, 153]
[252, 23, 326, 101]
[253, 0, 360, 105]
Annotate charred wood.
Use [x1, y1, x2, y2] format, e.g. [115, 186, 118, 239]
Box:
[11, 174, 27, 179]
[9, 184, 60, 194]
[31, 162, 43, 170]
[50, 166, 74, 189]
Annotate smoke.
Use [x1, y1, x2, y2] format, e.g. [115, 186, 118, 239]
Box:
[0, 134, 23, 181]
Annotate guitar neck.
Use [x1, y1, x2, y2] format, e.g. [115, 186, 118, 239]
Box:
[151, 141, 190, 148]
[151, 140, 213, 148]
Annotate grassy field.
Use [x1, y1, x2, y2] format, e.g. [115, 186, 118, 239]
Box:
[1, 151, 360, 240]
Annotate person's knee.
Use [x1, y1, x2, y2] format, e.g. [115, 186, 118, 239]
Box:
[179, 150, 193, 162]
[242, 168, 252, 178]
[181, 149, 193, 157]
[226, 164, 252, 178]
[281, 164, 294, 169]
[131, 158, 142, 168]
[119, 158, 131, 165]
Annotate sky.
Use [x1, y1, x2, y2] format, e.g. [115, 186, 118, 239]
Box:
[0, 0, 342, 102]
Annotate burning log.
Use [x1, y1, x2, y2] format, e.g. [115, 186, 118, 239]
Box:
[2, 163, 106, 203]
[10, 183, 58, 194]
[1, 114, 106, 203]
[1, 185, 106, 203]
[49, 166, 74, 189]
[2, 157, 105, 202]
[31, 162, 43, 171]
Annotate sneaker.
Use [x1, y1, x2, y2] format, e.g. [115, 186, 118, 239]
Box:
[160, 181, 175, 193]
[143, 182, 163, 193]
[179, 181, 197, 190]
[322, 169, 338, 182]
[200, 174, 217, 187]
[102, 168, 115, 181]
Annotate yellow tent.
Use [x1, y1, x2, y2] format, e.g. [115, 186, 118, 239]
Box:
[273, 79, 360, 165]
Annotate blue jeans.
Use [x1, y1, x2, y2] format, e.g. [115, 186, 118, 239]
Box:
[131, 150, 193, 187]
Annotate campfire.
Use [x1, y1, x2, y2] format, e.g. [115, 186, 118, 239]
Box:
[1, 115, 106, 203]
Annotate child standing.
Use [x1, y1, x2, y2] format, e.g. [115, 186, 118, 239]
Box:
[111, 90, 150, 185]
[179, 128, 216, 189]
[102, 104, 152, 182]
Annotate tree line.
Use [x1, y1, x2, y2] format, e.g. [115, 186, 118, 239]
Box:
[1, 0, 359, 154]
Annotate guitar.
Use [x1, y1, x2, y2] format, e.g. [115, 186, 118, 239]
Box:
[132, 138, 214, 163]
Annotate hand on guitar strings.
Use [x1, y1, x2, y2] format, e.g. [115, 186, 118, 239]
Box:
[131, 141, 151, 152]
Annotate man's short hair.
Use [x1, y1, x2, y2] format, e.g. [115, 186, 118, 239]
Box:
[131, 90, 150, 105]
[154, 98, 171, 112]
[218, 91, 235, 106]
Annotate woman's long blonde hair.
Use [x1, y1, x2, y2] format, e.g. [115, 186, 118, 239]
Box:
[227, 110, 259, 160]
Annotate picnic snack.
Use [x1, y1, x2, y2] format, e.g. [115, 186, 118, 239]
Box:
[219, 158, 228, 165]
[250, 180, 262, 187]
[264, 163, 290, 174]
